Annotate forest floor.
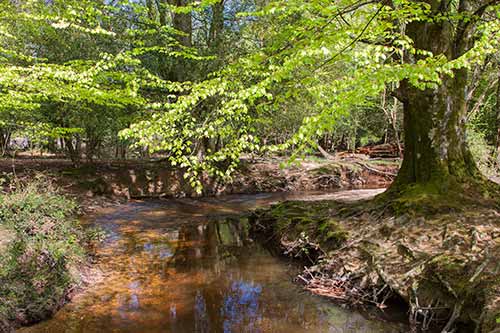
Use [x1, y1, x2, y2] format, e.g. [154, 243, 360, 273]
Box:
[249, 187, 500, 333]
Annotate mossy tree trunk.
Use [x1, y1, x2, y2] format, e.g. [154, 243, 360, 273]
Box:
[392, 71, 482, 192]
[387, 0, 499, 199]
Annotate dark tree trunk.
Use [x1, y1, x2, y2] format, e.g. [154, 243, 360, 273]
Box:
[208, 1, 224, 51]
[156, 0, 167, 26]
[392, 73, 480, 190]
[146, 0, 157, 21]
[387, 0, 498, 199]
[64, 136, 82, 167]
[169, 0, 192, 48]
[85, 135, 101, 163]
[165, 0, 192, 81]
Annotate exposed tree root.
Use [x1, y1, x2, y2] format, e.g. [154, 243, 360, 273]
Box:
[250, 193, 500, 333]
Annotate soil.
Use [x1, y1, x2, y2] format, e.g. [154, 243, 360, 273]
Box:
[249, 190, 500, 333]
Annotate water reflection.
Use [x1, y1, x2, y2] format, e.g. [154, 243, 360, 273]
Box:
[22, 192, 405, 333]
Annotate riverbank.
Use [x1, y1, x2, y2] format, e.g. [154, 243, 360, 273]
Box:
[0, 179, 103, 332]
[0, 156, 399, 210]
[249, 191, 500, 333]
[17, 192, 409, 333]
[0, 155, 399, 331]
[2, 156, 498, 332]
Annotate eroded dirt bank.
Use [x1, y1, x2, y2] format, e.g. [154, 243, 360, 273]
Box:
[249, 191, 500, 333]
[0, 156, 399, 210]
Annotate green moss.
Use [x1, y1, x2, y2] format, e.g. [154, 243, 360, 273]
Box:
[311, 162, 363, 176]
[260, 201, 347, 251]
[427, 255, 472, 297]
[381, 181, 468, 216]
[310, 162, 343, 176]
[367, 159, 401, 167]
[342, 162, 362, 174]
[317, 219, 348, 247]
[310, 161, 364, 176]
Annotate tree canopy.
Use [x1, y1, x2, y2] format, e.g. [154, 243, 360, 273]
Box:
[1, 0, 500, 195]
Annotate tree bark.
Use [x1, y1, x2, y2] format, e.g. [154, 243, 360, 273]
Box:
[168, 0, 192, 47]
[392, 73, 481, 190]
[146, 0, 157, 21]
[64, 136, 82, 167]
[156, 0, 167, 26]
[208, 0, 224, 51]
[166, 0, 192, 81]
[0, 129, 11, 157]
[381, 87, 403, 157]
[387, 1, 498, 199]
[85, 134, 101, 163]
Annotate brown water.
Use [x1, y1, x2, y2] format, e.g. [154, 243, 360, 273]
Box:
[22, 191, 407, 333]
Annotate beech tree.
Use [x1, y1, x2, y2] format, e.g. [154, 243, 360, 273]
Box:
[0, 0, 180, 162]
[124, 0, 500, 199]
[388, 0, 500, 202]
[2, 0, 500, 201]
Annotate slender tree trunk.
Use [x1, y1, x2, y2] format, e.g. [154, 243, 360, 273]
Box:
[85, 136, 101, 163]
[146, 0, 157, 21]
[0, 129, 11, 157]
[156, 0, 167, 26]
[209, 1, 224, 51]
[381, 87, 403, 157]
[64, 136, 82, 167]
[169, 0, 192, 48]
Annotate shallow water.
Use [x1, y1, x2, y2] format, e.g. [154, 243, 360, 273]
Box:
[22, 190, 406, 333]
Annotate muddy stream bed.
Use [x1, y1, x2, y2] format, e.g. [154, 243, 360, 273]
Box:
[21, 190, 408, 333]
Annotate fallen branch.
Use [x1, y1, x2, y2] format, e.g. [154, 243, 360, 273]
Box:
[355, 162, 397, 177]
[317, 145, 335, 160]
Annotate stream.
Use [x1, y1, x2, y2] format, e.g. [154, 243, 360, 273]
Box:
[22, 190, 407, 333]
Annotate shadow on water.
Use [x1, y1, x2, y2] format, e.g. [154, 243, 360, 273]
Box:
[21, 191, 407, 333]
